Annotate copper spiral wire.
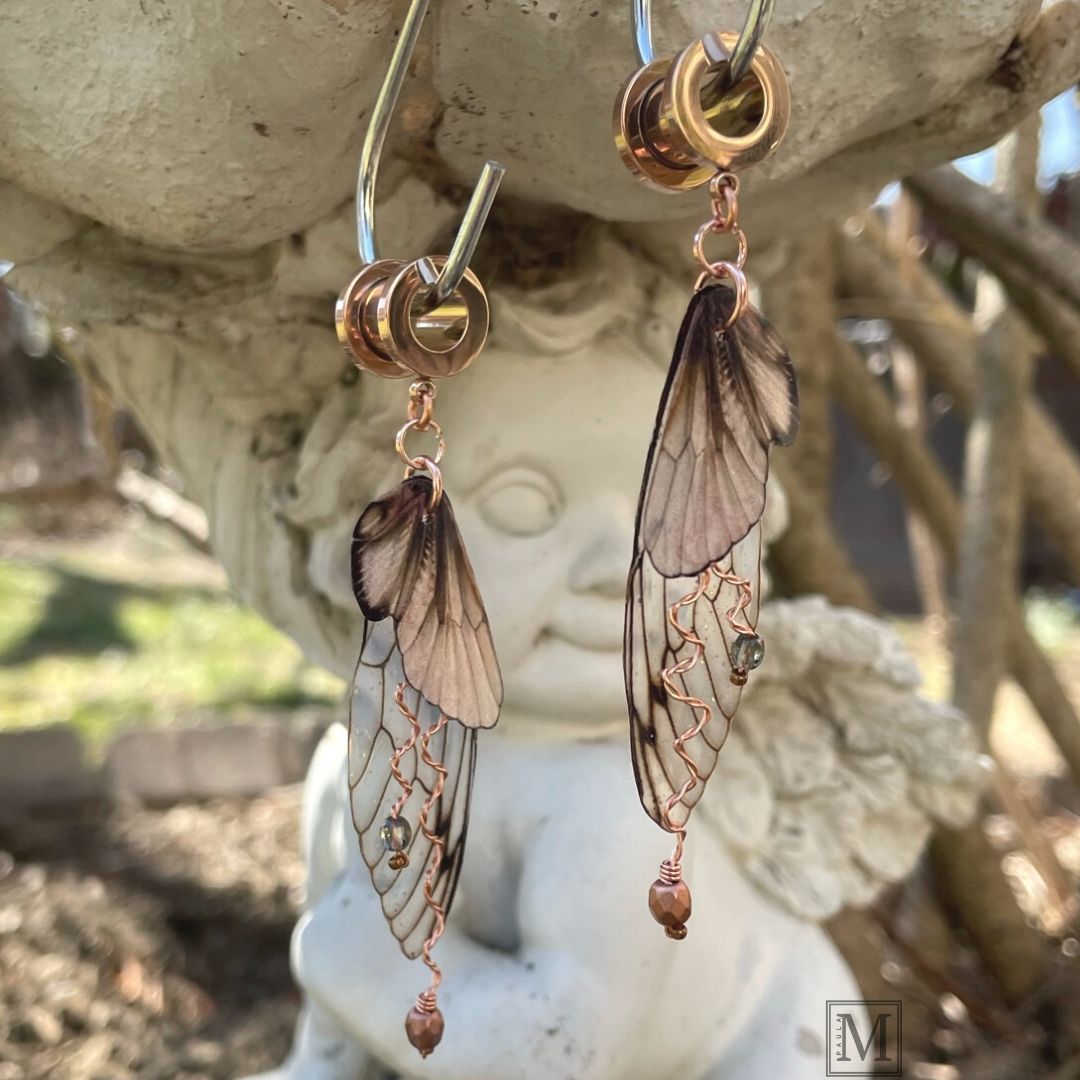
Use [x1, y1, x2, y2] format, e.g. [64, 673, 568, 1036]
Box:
[657, 859, 683, 886]
[389, 687, 451, 1002]
[658, 562, 758, 875]
[712, 565, 755, 636]
[659, 570, 713, 871]
[415, 714, 450, 1005]
[389, 682, 421, 823]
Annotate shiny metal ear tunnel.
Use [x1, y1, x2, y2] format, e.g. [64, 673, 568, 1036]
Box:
[615, 31, 790, 192]
[340, 0, 505, 379]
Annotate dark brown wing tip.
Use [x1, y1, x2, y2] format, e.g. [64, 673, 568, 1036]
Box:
[350, 475, 435, 619]
[350, 530, 386, 620]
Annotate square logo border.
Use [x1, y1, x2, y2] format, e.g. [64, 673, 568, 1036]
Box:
[825, 999, 903, 1077]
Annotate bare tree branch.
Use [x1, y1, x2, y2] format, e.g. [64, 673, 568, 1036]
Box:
[761, 229, 837, 503]
[953, 114, 1038, 737]
[828, 319, 1080, 786]
[906, 164, 1080, 312]
[989, 257, 1080, 382]
[840, 216, 1080, 585]
[769, 454, 878, 613]
[830, 321, 1053, 1003]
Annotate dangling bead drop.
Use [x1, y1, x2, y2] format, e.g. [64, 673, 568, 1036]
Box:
[648, 859, 692, 940]
[405, 991, 445, 1058]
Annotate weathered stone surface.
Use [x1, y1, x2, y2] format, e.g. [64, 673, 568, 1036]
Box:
[1, 1, 1072, 252]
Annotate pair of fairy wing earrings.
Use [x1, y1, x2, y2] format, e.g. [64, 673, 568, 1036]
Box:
[334, 0, 798, 1059]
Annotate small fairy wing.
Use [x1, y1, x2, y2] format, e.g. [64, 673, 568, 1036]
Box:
[352, 474, 502, 730]
[626, 524, 763, 831]
[639, 285, 798, 579]
[349, 619, 477, 959]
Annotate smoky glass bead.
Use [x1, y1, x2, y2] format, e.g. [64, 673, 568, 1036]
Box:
[380, 815, 412, 852]
[731, 632, 765, 672]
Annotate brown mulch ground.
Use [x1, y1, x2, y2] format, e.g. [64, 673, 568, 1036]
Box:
[2, 784, 1080, 1079]
[0, 791, 303, 1080]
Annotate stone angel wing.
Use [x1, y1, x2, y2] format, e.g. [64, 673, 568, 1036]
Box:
[638, 285, 798, 579]
[352, 474, 502, 730]
[348, 619, 477, 959]
[699, 597, 986, 920]
[626, 523, 763, 832]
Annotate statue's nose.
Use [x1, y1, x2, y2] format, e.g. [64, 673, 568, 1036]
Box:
[568, 502, 634, 599]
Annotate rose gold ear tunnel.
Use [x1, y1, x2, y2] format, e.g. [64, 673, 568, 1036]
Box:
[614, 29, 791, 193]
[337, 0, 504, 383]
[336, 256, 491, 380]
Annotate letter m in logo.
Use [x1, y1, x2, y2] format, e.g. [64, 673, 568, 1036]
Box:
[826, 1000, 902, 1076]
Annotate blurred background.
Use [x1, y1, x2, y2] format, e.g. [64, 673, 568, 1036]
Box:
[0, 61, 1079, 1080]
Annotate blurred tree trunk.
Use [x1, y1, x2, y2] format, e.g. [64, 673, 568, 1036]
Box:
[762, 228, 836, 503]
[934, 117, 1049, 1006]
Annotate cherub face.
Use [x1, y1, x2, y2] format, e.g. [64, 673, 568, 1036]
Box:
[432, 343, 662, 729]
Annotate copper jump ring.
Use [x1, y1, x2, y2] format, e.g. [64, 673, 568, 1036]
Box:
[396, 418, 446, 509]
[708, 172, 740, 229]
[396, 418, 446, 470]
[407, 379, 437, 430]
[693, 260, 749, 326]
[692, 221, 748, 275]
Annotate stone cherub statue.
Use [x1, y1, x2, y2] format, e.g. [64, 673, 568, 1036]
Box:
[247, 236, 983, 1080]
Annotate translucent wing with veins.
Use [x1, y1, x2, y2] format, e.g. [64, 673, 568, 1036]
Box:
[639, 285, 798, 580]
[348, 619, 477, 959]
[626, 523, 762, 831]
[352, 474, 503, 731]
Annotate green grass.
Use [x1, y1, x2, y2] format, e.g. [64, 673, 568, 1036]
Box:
[0, 539, 344, 747]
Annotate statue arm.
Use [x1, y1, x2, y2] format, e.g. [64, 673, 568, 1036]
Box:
[295, 744, 750, 1079]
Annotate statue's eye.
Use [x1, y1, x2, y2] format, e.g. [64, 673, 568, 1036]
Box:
[476, 468, 562, 537]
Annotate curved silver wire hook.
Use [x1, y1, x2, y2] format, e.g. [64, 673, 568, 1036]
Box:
[633, 0, 775, 88]
[356, 0, 505, 309]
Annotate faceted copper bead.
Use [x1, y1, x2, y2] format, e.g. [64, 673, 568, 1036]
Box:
[729, 668, 748, 687]
[648, 878, 692, 940]
[405, 1005, 445, 1058]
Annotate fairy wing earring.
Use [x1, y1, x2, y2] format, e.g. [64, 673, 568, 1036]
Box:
[334, 0, 506, 1057]
[614, 0, 799, 938]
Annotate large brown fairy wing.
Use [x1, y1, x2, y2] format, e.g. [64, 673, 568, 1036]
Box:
[349, 620, 477, 959]
[639, 286, 798, 578]
[352, 475, 502, 730]
[626, 523, 762, 831]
